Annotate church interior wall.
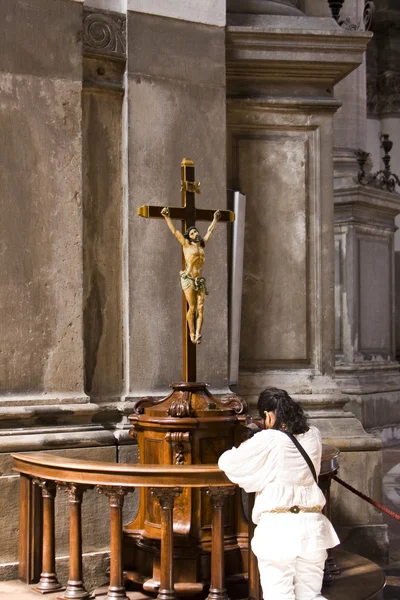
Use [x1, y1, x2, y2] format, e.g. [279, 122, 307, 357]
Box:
[125, 10, 229, 395]
[1, 0, 399, 583]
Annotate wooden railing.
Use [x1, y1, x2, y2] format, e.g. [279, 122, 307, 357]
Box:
[13, 453, 239, 600]
[12, 446, 339, 600]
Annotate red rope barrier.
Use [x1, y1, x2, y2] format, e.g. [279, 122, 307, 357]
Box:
[333, 474, 400, 521]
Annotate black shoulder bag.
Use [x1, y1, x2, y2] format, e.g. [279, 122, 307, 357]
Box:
[282, 430, 318, 483]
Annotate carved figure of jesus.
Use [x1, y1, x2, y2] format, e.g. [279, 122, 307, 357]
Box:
[161, 207, 221, 344]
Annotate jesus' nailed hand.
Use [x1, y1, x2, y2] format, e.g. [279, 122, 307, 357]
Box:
[160, 207, 221, 345]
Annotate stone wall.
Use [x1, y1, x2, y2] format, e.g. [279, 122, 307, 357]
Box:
[0, 0, 229, 583]
[0, 0, 86, 403]
[126, 10, 229, 393]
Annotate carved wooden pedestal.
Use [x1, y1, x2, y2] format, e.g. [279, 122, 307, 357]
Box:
[124, 382, 247, 595]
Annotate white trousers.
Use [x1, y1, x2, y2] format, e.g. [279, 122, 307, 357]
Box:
[258, 549, 328, 600]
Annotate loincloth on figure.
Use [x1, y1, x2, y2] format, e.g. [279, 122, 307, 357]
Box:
[180, 271, 209, 295]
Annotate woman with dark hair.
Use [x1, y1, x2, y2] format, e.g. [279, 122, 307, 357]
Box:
[218, 387, 339, 600]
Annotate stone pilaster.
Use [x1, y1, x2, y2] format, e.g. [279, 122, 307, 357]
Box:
[334, 187, 400, 437]
[82, 7, 126, 404]
[0, 0, 88, 408]
[226, 13, 387, 561]
[125, 4, 229, 396]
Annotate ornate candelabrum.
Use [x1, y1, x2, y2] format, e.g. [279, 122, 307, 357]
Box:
[355, 134, 400, 193]
[327, 0, 375, 31]
[327, 0, 345, 21]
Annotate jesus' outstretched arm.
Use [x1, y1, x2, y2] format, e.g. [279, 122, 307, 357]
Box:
[203, 210, 221, 244]
[161, 207, 185, 246]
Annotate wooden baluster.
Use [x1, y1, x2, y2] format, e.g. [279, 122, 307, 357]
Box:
[206, 487, 235, 600]
[150, 487, 183, 600]
[35, 480, 64, 594]
[18, 474, 43, 584]
[99, 487, 128, 600]
[247, 492, 261, 600]
[62, 484, 91, 599]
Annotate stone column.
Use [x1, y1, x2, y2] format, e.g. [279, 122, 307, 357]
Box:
[333, 0, 400, 449]
[0, 0, 126, 583]
[0, 0, 88, 409]
[227, 9, 387, 561]
[334, 188, 400, 431]
[125, 2, 229, 397]
[366, 2, 400, 437]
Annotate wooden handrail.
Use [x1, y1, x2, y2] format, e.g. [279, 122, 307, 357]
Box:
[12, 452, 233, 488]
[13, 453, 237, 600]
[13, 446, 339, 600]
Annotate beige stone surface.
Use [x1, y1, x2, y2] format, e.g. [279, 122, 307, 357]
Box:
[127, 13, 229, 392]
[0, 0, 86, 401]
[83, 90, 124, 401]
[237, 134, 308, 364]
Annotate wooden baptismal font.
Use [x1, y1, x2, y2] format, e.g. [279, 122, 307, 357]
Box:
[124, 382, 247, 594]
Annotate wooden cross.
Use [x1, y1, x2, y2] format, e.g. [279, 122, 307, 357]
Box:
[137, 158, 235, 383]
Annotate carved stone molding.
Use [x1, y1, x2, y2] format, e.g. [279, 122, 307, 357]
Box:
[150, 487, 183, 510]
[83, 9, 126, 60]
[368, 71, 400, 116]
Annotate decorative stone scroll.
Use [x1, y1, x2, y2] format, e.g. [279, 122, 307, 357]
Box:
[83, 9, 126, 60]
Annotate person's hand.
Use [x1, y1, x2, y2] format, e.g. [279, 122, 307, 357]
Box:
[214, 210, 221, 221]
[161, 207, 170, 217]
[243, 416, 263, 439]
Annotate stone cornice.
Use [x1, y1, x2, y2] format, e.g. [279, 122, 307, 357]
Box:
[83, 7, 126, 61]
[226, 26, 372, 87]
[334, 185, 400, 220]
[227, 96, 342, 115]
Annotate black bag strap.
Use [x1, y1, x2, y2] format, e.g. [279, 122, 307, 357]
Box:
[282, 430, 318, 483]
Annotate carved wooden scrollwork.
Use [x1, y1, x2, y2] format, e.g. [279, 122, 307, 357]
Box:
[150, 487, 183, 510]
[132, 396, 165, 415]
[206, 486, 236, 509]
[98, 486, 127, 508]
[34, 478, 57, 499]
[165, 432, 191, 465]
[218, 395, 248, 415]
[168, 395, 192, 417]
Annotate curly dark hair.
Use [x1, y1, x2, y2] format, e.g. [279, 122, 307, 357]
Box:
[257, 387, 309, 435]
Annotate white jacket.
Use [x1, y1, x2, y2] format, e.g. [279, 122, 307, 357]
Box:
[218, 426, 340, 560]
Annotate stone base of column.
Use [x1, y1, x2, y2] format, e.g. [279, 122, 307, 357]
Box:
[335, 365, 400, 443]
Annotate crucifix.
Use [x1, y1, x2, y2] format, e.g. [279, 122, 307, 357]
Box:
[137, 158, 235, 383]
